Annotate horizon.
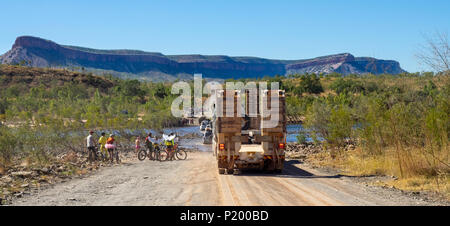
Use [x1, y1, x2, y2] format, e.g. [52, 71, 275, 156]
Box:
[1, 0, 450, 72]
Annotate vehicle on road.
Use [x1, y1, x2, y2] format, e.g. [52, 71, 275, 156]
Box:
[203, 127, 213, 144]
[212, 89, 286, 174]
[199, 119, 211, 132]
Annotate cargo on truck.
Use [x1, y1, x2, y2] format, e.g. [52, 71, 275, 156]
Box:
[212, 88, 286, 174]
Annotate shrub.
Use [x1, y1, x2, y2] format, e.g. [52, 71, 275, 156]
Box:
[296, 129, 309, 144]
[327, 104, 354, 147]
[298, 74, 324, 94]
[330, 78, 365, 94]
[304, 100, 330, 143]
[0, 127, 18, 167]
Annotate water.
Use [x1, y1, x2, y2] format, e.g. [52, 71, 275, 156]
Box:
[162, 127, 202, 137]
[168, 124, 313, 144]
[286, 124, 314, 143]
[80, 124, 310, 150]
[86, 127, 201, 138]
[179, 137, 212, 152]
[109, 126, 209, 152]
[163, 124, 313, 150]
[164, 124, 312, 144]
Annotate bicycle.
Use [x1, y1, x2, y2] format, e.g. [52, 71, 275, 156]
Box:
[165, 144, 176, 161]
[137, 147, 151, 161]
[173, 143, 187, 160]
[106, 146, 120, 164]
[138, 144, 156, 161]
[97, 148, 109, 162]
[138, 143, 168, 162]
[109, 148, 121, 163]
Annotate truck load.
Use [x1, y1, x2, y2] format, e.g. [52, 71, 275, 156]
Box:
[212, 89, 286, 174]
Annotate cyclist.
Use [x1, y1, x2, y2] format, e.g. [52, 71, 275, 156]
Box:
[145, 133, 156, 160]
[98, 132, 108, 160]
[165, 133, 176, 160]
[105, 134, 117, 163]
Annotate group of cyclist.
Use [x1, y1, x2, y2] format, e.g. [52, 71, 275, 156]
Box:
[86, 130, 180, 163]
[136, 132, 179, 161]
[86, 131, 118, 163]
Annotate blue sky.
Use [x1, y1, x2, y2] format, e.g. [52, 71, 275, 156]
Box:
[1, 0, 449, 72]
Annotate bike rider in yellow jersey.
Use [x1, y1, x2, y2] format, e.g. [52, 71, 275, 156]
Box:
[165, 133, 176, 160]
[98, 132, 108, 159]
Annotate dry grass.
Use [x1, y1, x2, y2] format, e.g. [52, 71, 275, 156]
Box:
[306, 147, 450, 200]
[0, 165, 5, 175]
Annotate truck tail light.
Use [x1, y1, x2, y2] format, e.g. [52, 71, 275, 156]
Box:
[278, 143, 285, 149]
[219, 144, 225, 150]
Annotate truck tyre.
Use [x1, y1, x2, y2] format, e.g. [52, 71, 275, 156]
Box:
[218, 168, 225, 174]
[264, 160, 275, 172]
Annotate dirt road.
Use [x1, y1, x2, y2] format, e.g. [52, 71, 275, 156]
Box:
[12, 150, 435, 206]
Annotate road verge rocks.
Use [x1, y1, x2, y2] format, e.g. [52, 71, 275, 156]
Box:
[285, 140, 356, 160]
[0, 150, 136, 205]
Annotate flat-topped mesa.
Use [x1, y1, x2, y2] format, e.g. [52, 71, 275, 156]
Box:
[0, 36, 406, 80]
[13, 36, 60, 50]
[4, 36, 176, 73]
[352, 57, 405, 75]
[286, 53, 355, 70]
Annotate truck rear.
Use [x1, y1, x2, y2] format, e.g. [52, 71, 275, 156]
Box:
[212, 89, 286, 174]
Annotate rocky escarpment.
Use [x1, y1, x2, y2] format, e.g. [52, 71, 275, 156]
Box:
[0, 36, 406, 80]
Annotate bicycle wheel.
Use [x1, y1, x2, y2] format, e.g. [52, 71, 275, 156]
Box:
[149, 149, 156, 161]
[100, 153, 106, 162]
[176, 150, 187, 160]
[158, 150, 169, 162]
[138, 150, 147, 161]
[150, 146, 160, 161]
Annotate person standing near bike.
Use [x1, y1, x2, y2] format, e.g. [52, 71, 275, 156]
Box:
[86, 130, 96, 162]
[145, 133, 156, 160]
[135, 136, 141, 154]
[98, 132, 108, 160]
[105, 134, 118, 163]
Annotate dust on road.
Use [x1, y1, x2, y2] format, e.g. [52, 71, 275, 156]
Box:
[12, 149, 434, 206]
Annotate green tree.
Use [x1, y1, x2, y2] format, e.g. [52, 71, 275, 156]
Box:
[299, 74, 324, 94]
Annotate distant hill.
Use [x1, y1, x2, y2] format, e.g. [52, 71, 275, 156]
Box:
[0, 64, 114, 90]
[0, 36, 406, 81]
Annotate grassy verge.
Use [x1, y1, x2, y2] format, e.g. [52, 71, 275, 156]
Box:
[305, 147, 449, 201]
